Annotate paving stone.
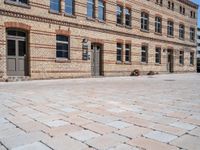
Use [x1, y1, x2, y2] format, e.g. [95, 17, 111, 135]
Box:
[170, 121, 197, 130]
[0, 145, 7, 150]
[189, 127, 200, 137]
[42, 135, 88, 150]
[107, 121, 132, 129]
[0, 131, 49, 149]
[11, 142, 51, 150]
[66, 116, 93, 126]
[0, 118, 8, 125]
[86, 133, 129, 150]
[61, 107, 78, 113]
[144, 131, 177, 143]
[128, 137, 179, 150]
[115, 125, 152, 139]
[108, 144, 139, 150]
[68, 130, 100, 142]
[82, 122, 116, 135]
[0, 127, 25, 139]
[170, 134, 200, 150]
[107, 108, 126, 113]
[43, 120, 69, 128]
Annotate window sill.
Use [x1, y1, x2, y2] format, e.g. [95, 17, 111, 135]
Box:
[64, 13, 76, 18]
[4, 0, 31, 9]
[124, 62, 132, 65]
[141, 62, 148, 65]
[179, 64, 184, 67]
[96, 19, 106, 24]
[49, 10, 62, 15]
[154, 32, 162, 36]
[125, 25, 132, 29]
[189, 64, 194, 67]
[55, 58, 71, 63]
[116, 61, 123, 64]
[116, 23, 124, 27]
[86, 17, 96, 22]
[140, 29, 149, 33]
[190, 40, 195, 43]
[167, 35, 174, 38]
[179, 37, 185, 41]
[155, 63, 161, 66]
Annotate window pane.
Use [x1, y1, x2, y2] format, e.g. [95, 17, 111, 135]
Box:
[65, 0, 74, 15]
[98, 0, 105, 20]
[7, 40, 16, 56]
[56, 35, 68, 42]
[50, 0, 60, 12]
[18, 41, 26, 56]
[87, 0, 94, 18]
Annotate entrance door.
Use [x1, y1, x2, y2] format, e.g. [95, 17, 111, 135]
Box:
[167, 49, 174, 73]
[7, 30, 27, 76]
[91, 43, 102, 76]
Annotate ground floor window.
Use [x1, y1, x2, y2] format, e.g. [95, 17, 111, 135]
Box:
[117, 43, 123, 62]
[141, 45, 148, 63]
[125, 44, 131, 62]
[56, 35, 69, 59]
[190, 52, 194, 65]
[155, 47, 161, 64]
[179, 51, 184, 65]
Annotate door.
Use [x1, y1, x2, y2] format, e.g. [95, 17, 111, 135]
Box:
[7, 30, 27, 76]
[91, 43, 102, 76]
[167, 49, 174, 73]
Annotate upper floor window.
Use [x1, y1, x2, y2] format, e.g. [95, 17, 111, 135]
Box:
[65, 0, 74, 15]
[117, 43, 123, 62]
[190, 11, 196, 19]
[50, 0, 60, 13]
[87, 0, 95, 18]
[179, 24, 185, 40]
[180, 6, 185, 15]
[167, 21, 174, 36]
[125, 44, 131, 62]
[125, 7, 131, 27]
[98, 0, 105, 21]
[155, 16, 162, 33]
[168, 1, 174, 10]
[141, 12, 149, 31]
[190, 27, 195, 41]
[56, 35, 69, 59]
[141, 45, 148, 63]
[116, 5, 123, 24]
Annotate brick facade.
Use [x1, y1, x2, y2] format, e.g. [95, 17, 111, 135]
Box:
[0, 0, 198, 80]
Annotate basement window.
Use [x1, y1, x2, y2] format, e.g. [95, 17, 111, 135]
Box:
[5, 0, 30, 8]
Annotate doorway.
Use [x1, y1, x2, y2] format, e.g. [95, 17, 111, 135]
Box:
[167, 49, 174, 73]
[6, 29, 28, 76]
[91, 43, 103, 76]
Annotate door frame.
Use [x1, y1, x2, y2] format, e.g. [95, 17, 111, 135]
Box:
[91, 43, 104, 76]
[6, 29, 29, 76]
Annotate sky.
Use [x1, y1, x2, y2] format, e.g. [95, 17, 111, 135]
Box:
[192, 0, 200, 27]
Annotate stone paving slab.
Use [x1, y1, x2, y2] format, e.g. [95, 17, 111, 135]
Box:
[0, 73, 200, 150]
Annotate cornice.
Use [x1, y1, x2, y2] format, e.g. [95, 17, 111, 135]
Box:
[0, 9, 197, 48]
[178, 0, 198, 9]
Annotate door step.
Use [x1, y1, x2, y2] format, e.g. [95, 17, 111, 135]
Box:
[6, 76, 30, 82]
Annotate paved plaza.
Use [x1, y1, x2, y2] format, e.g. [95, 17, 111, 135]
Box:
[0, 73, 200, 150]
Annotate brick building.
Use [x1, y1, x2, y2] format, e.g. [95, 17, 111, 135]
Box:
[0, 0, 198, 80]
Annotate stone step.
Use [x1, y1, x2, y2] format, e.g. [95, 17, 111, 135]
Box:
[6, 76, 30, 82]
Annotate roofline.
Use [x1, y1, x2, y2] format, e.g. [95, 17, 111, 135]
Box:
[178, 0, 199, 9]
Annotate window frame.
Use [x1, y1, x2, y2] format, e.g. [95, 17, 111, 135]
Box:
[87, 0, 95, 18]
[116, 4, 123, 25]
[190, 27, 195, 41]
[155, 16, 162, 34]
[64, 0, 75, 15]
[179, 24, 185, 40]
[125, 7, 131, 27]
[141, 45, 148, 63]
[5, 0, 30, 8]
[98, 0, 105, 21]
[167, 21, 174, 37]
[56, 35, 70, 59]
[50, 0, 61, 13]
[190, 52, 194, 65]
[179, 51, 184, 65]
[116, 43, 123, 62]
[141, 12, 149, 31]
[125, 43, 131, 62]
[155, 47, 161, 64]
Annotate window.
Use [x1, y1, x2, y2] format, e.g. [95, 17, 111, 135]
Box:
[198, 43, 200, 47]
[179, 51, 184, 65]
[155, 17, 162, 33]
[155, 47, 161, 64]
[190, 52, 194, 65]
[179, 24, 185, 39]
[141, 45, 148, 63]
[116, 5, 123, 24]
[125, 44, 131, 62]
[180, 6, 182, 14]
[198, 36, 200, 39]
[65, 0, 74, 15]
[190, 27, 195, 41]
[125, 7, 131, 26]
[167, 21, 174, 36]
[6, 0, 28, 4]
[156, 0, 162, 6]
[117, 43, 123, 62]
[98, 0, 105, 21]
[190, 11, 196, 19]
[87, 0, 95, 18]
[141, 12, 149, 31]
[50, 0, 60, 12]
[56, 35, 69, 59]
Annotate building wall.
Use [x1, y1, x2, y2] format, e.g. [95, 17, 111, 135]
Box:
[0, 0, 198, 79]
[197, 28, 200, 58]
